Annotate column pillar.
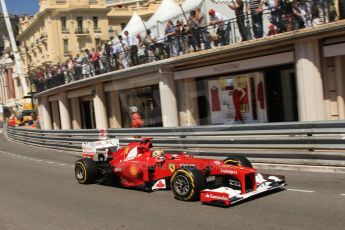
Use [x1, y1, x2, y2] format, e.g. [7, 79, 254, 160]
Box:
[51, 100, 61, 130]
[109, 90, 122, 128]
[58, 92, 71, 130]
[159, 72, 179, 127]
[39, 96, 52, 130]
[177, 78, 199, 126]
[335, 56, 345, 119]
[295, 39, 326, 121]
[71, 97, 82, 129]
[93, 83, 109, 129]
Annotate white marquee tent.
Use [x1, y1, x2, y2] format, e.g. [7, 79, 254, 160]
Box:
[120, 11, 146, 36]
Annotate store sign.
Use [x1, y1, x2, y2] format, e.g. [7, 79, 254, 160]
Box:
[213, 63, 240, 73]
[174, 52, 293, 80]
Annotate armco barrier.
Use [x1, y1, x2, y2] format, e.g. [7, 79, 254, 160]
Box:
[4, 121, 345, 167]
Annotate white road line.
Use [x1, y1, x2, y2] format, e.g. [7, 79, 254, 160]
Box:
[287, 189, 315, 193]
[0, 150, 70, 167]
[340, 194, 345, 196]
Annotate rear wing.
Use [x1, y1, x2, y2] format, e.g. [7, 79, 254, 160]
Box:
[82, 139, 120, 159]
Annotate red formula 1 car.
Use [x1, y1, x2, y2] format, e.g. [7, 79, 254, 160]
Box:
[75, 138, 286, 206]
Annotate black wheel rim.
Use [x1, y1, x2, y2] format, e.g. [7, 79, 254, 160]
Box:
[174, 175, 190, 196]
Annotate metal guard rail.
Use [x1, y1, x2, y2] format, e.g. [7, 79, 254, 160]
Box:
[4, 121, 345, 167]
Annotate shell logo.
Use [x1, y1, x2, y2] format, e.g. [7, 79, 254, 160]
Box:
[129, 164, 139, 177]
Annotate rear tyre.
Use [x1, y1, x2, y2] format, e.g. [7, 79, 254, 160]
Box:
[171, 167, 206, 201]
[75, 158, 98, 184]
[223, 156, 253, 168]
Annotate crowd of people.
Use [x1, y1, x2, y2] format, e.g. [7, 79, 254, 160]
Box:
[32, 0, 345, 92]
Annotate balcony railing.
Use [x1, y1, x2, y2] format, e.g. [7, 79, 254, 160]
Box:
[31, 5, 344, 93]
[61, 28, 70, 34]
[75, 28, 90, 35]
[106, 0, 142, 6]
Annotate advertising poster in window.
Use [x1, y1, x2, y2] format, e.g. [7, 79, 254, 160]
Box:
[208, 72, 266, 124]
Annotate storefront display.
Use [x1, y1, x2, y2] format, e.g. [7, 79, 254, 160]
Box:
[207, 72, 267, 125]
[119, 85, 162, 128]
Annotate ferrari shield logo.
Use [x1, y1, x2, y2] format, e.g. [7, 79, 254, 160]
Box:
[169, 163, 175, 173]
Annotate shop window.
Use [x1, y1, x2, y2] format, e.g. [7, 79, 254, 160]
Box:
[119, 85, 162, 128]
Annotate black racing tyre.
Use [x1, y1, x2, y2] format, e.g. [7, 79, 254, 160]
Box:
[171, 167, 206, 201]
[223, 156, 253, 168]
[75, 158, 98, 184]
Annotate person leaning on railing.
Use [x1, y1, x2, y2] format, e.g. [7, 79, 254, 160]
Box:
[196, 7, 211, 49]
[165, 20, 179, 57]
[208, 9, 230, 46]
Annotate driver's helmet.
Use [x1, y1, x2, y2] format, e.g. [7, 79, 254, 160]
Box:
[129, 106, 138, 113]
[152, 149, 165, 158]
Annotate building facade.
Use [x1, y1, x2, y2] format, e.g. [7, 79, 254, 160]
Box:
[35, 20, 345, 130]
[17, 0, 110, 70]
[107, 0, 160, 33]
[0, 37, 28, 122]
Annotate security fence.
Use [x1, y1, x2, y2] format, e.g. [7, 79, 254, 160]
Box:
[4, 121, 345, 168]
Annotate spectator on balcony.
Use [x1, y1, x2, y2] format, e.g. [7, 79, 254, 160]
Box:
[111, 39, 120, 70]
[136, 34, 146, 64]
[75, 54, 83, 80]
[196, 7, 211, 49]
[116, 35, 130, 69]
[292, 0, 308, 29]
[248, 0, 264, 38]
[143, 29, 157, 62]
[124, 31, 139, 66]
[84, 49, 95, 76]
[208, 9, 230, 46]
[103, 40, 112, 71]
[97, 46, 106, 73]
[176, 20, 188, 54]
[91, 48, 100, 75]
[165, 20, 178, 57]
[266, 0, 284, 33]
[228, 0, 250, 41]
[67, 57, 75, 82]
[188, 10, 200, 51]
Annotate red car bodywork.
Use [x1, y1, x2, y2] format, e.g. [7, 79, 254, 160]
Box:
[77, 138, 286, 206]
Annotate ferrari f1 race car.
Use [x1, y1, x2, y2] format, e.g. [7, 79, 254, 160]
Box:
[75, 138, 286, 206]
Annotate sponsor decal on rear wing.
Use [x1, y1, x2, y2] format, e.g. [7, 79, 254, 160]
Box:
[82, 139, 120, 158]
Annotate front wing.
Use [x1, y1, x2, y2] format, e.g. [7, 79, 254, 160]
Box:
[200, 174, 286, 206]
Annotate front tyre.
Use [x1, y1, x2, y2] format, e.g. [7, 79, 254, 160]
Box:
[223, 156, 253, 168]
[171, 168, 206, 201]
[75, 158, 98, 184]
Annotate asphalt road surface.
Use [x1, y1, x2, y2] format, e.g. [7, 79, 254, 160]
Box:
[0, 133, 344, 230]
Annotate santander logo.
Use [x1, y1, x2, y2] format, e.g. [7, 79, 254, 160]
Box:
[205, 193, 228, 201]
